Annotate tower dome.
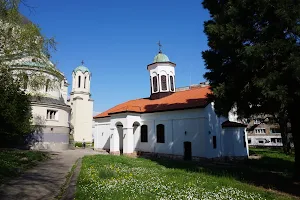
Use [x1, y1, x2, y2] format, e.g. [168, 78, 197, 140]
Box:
[71, 61, 91, 94]
[73, 65, 90, 74]
[147, 42, 176, 100]
[153, 52, 170, 63]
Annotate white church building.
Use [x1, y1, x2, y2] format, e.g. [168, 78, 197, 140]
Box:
[93, 49, 249, 159]
[5, 16, 94, 150]
[10, 57, 93, 150]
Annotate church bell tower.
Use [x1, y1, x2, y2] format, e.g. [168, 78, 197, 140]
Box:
[147, 42, 176, 100]
[70, 61, 93, 143]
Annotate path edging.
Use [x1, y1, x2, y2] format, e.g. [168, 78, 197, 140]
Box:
[56, 158, 81, 200]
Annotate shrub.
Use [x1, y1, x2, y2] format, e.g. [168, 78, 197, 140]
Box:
[0, 67, 32, 147]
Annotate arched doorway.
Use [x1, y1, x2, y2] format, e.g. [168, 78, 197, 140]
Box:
[132, 122, 140, 151]
[116, 122, 123, 154]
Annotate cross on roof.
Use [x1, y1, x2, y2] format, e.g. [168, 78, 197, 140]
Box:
[81, 60, 84, 65]
[157, 41, 162, 53]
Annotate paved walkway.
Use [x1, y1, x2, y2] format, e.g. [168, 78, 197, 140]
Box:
[0, 149, 105, 200]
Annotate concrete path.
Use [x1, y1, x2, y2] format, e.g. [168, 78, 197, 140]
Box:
[0, 149, 105, 200]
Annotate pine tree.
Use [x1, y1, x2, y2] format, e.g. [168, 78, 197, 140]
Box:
[202, 0, 300, 179]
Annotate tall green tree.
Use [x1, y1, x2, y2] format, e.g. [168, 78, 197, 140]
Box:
[0, 0, 58, 91]
[0, 67, 32, 147]
[0, 0, 56, 64]
[202, 0, 300, 179]
[0, 0, 58, 146]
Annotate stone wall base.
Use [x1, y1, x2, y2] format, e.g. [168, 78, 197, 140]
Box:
[30, 142, 69, 151]
[123, 152, 138, 158]
[103, 150, 248, 162]
[94, 148, 109, 153]
[110, 151, 120, 155]
[136, 151, 248, 162]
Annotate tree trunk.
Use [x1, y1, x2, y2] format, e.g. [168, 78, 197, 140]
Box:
[290, 110, 300, 181]
[279, 119, 290, 154]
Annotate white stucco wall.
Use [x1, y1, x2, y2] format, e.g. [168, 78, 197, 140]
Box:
[31, 103, 70, 128]
[69, 67, 93, 143]
[221, 127, 248, 157]
[30, 103, 70, 151]
[72, 71, 91, 94]
[94, 118, 110, 150]
[70, 95, 93, 142]
[93, 103, 247, 158]
[148, 63, 176, 94]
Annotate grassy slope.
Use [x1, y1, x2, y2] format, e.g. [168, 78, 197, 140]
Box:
[0, 149, 48, 184]
[76, 148, 296, 200]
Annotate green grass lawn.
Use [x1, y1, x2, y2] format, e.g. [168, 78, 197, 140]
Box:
[76, 148, 297, 200]
[0, 149, 49, 184]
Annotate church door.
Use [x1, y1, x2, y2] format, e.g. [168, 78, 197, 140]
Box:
[184, 142, 192, 160]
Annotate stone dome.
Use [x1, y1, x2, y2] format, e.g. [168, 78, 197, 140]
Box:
[73, 65, 90, 74]
[153, 52, 170, 63]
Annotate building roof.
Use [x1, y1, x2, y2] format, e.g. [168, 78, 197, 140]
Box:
[222, 120, 247, 128]
[153, 52, 170, 63]
[30, 96, 68, 107]
[94, 86, 211, 118]
[73, 65, 90, 74]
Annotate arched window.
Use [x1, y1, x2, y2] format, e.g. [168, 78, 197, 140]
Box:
[23, 74, 28, 90]
[78, 76, 81, 88]
[153, 76, 158, 92]
[141, 125, 148, 143]
[45, 79, 50, 92]
[170, 76, 174, 91]
[84, 76, 87, 89]
[161, 75, 167, 91]
[156, 124, 165, 143]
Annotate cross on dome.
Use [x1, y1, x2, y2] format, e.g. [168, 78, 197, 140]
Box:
[81, 60, 84, 65]
[157, 40, 162, 53]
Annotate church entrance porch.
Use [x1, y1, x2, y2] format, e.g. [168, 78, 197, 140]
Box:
[132, 122, 140, 152]
[109, 122, 124, 155]
[110, 120, 139, 156]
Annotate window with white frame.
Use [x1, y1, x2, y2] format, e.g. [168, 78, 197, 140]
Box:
[47, 110, 57, 120]
[254, 128, 266, 134]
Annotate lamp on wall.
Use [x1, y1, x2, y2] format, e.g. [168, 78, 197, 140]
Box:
[184, 131, 187, 135]
[208, 131, 211, 135]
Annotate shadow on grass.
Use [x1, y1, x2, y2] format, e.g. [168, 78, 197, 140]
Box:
[142, 151, 299, 197]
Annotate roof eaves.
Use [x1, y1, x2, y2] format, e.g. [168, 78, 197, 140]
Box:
[222, 120, 247, 128]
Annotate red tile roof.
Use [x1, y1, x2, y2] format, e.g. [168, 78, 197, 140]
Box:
[94, 86, 211, 119]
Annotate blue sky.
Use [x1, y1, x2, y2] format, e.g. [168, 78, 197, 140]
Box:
[20, 0, 210, 113]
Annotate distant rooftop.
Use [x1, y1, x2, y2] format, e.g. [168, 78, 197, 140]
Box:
[176, 81, 209, 92]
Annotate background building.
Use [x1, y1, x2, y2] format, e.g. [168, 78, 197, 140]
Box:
[9, 57, 93, 150]
[246, 119, 293, 147]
